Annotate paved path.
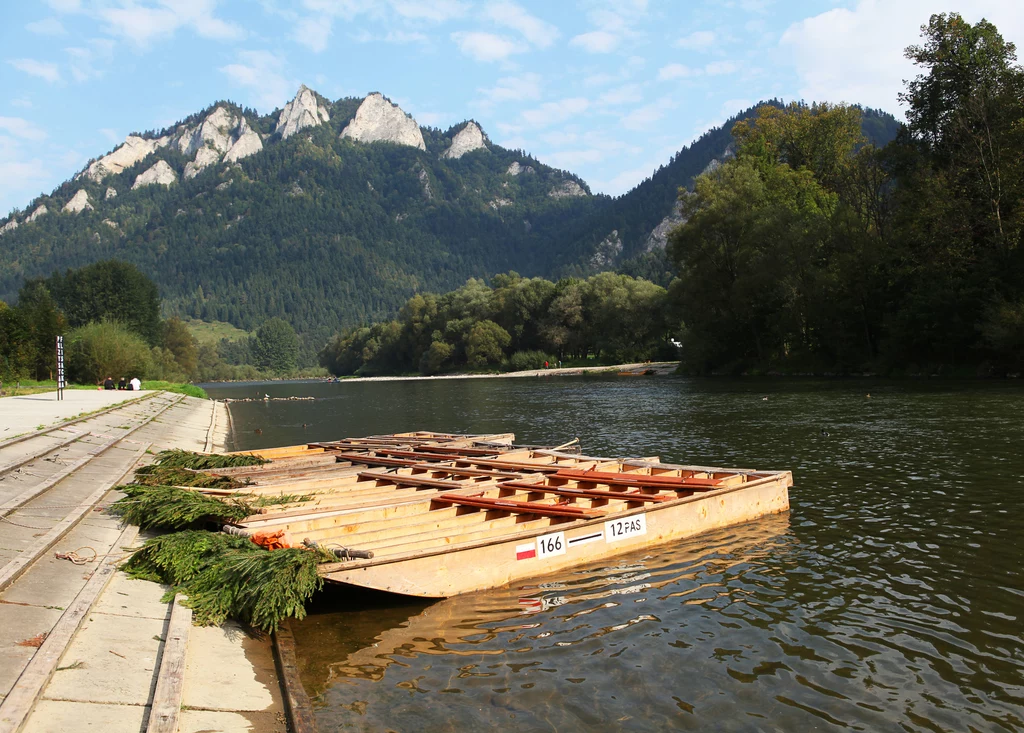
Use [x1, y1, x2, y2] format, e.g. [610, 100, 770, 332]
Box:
[0, 395, 285, 733]
[0, 391, 154, 442]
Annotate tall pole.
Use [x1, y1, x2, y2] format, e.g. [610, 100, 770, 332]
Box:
[55, 335, 65, 401]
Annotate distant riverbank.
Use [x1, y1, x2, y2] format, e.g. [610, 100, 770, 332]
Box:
[203, 361, 679, 387]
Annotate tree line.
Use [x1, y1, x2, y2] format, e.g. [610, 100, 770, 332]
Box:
[667, 14, 1024, 375]
[319, 272, 676, 376]
[0, 260, 301, 385]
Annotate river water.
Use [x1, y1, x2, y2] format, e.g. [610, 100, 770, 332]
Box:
[205, 376, 1024, 731]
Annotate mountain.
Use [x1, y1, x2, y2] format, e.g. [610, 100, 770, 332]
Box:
[0, 87, 900, 352]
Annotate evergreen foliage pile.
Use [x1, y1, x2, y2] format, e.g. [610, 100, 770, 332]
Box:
[152, 449, 268, 470]
[121, 530, 332, 631]
[133, 465, 247, 489]
[110, 484, 254, 529]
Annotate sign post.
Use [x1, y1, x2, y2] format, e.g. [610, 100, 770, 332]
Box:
[55, 335, 65, 401]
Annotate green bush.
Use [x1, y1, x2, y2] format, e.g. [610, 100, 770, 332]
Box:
[67, 320, 151, 384]
[508, 350, 553, 371]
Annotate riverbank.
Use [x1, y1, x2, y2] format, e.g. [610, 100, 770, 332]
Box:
[208, 361, 679, 387]
[0, 391, 288, 732]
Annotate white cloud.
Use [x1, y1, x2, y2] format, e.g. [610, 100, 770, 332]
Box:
[570, 30, 620, 53]
[66, 39, 115, 82]
[520, 97, 589, 128]
[11, 99, 33, 109]
[780, 0, 1024, 115]
[704, 60, 739, 75]
[0, 118, 48, 142]
[658, 63, 698, 81]
[391, 0, 468, 22]
[485, 2, 559, 48]
[351, 29, 429, 44]
[44, 0, 81, 11]
[8, 59, 61, 83]
[621, 102, 664, 130]
[676, 30, 715, 50]
[598, 84, 642, 106]
[477, 73, 543, 104]
[27, 17, 67, 35]
[292, 15, 333, 52]
[451, 31, 522, 62]
[219, 50, 292, 112]
[99, 0, 244, 47]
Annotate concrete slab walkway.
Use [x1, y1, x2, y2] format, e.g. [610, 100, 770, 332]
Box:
[0, 391, 153, 441]
[0, 396, 286, 733]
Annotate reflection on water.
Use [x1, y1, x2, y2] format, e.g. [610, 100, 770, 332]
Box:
[206, 377, 1024, 731]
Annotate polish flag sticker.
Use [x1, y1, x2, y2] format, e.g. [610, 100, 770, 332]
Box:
[515, 543, 536, 560]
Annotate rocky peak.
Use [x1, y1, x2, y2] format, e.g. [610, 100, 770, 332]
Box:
[178, 106, 238, 157]
[26, 204, 48, 223]
[549, 180, 588, 198]
[276, 85, 329, 140]
[442, 121, 487, 159]
[340, 93, 425, 150]
[64, 189, 93, 213]
[507, 161, 535, 176]
[132, 160, 177, 189]
[224, 118, 263, 162]
[82, 135, 170, 182]
[0, 219, 18, 236]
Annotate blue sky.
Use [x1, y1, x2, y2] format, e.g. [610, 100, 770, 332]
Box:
[2, 0, 1022, 216]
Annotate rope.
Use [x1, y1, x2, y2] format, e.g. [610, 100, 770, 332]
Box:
[54, 546, 97, 565]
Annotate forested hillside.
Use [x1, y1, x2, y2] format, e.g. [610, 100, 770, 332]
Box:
[0, 86, 898, 357]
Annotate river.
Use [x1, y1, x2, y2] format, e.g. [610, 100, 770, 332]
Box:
[204, 375, 1024, 731]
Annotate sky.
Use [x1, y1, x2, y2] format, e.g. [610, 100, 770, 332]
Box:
[2, 0, 1023, 217]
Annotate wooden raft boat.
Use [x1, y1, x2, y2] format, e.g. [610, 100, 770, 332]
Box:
[209, 433, 792, 598]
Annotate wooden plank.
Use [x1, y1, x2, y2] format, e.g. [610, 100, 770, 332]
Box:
[272, 620, 319, 733]
[434, 494, 605, 519]
[0, 524, 140, 733]
[512, 485, 673, 503]
[0, 443, 151, 591]
[355, 471, 473, 491]
[552, 468, 733, 489]
[146, 594, 192, 733]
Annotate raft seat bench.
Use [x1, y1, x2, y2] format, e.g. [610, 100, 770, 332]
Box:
[552, 469, 734, 489]
[434, 494, 606, 519]
[355, 471, 477, 491]
[498, 482, 673, 503]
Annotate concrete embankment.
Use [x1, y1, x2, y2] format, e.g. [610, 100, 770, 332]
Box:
[0, 392, 288, 733]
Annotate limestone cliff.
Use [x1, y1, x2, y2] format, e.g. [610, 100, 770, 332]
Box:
[82, 135, 170, 182]
[442, 122, 487, 159]
[275, 85, 329, 140]
[105, 187, 117, 200]
[549, 180, 587, 198]
[64, 189, 93, 213]
[132, 160, 177, 189]
[644, 202, 686, 252]
[0, 219, 17, 236]
[184, 147, 222, 180]
[340, 93, 425, 150]
[178, 106, 237, 156]
[224, 119, 263, 162]
[590, 230, 623, 267]
[507, 162, 535, 176]
[26, 204, 48, 223]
